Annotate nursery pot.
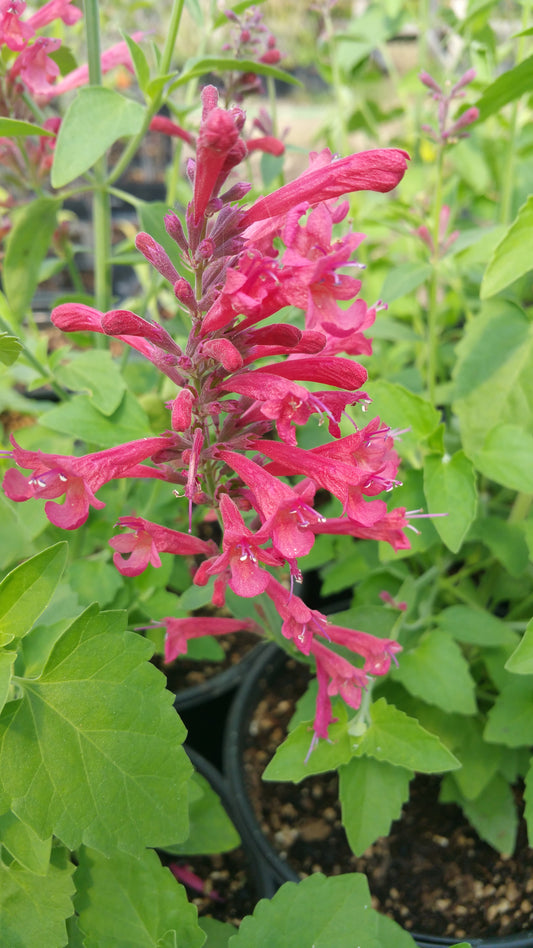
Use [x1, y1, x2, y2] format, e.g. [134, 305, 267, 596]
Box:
[159, 745, 275, 925]
[223, 643, 533, 948]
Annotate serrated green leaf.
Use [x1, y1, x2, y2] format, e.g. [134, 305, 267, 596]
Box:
[475, 424, 533, 493]
[52, 87, 146, 187]
[440, 773, 517, 855]
[0, 853, 75, 948]
[352, 698, 460, 772]
[484, 677, 533, 748]
[475, 53, 533, 121]
[0, 118, 55, 137]
[41, 391, 152, 447]
[423, 451, 477, 552]
[437, 605, 517, 648]
[54, 349, 126, 415]
[74, 847, 204, 948]
[505, 618, 533, 674]
[525, 757, 533, 845]
[380, 262, 432, 303]
[481, 195, 533, 298]
[339, 756, 412, 856]
[199, 917, 235, 948]
[0, 606, 191, 855]
[3, 197, 59, 320]
[228, 872, 417, 947]
[392, 631, 477, 715]
[163, 769, 240, 855]
[0, 331, 23, 365]
[0, 542, 68, 641]
[0, 809, 52, 874]
[263, 713, 352, 783]
[451, 719, 502, 800]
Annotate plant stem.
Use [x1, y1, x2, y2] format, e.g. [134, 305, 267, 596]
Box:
[508, 491, 533, 523]
[106, 0, 186, 188]
[426, 145, 444, 403]
[84, 0, 111, 316]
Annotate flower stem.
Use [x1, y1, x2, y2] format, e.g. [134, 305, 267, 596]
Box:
[426, 145, 444, 403]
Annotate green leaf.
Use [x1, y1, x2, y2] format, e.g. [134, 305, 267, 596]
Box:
[199, 917, 235, 948]
[0, 542, 68, 641]
[505, 618, 533, 674]
[41, 392, 152, 447]
[440, 773, 517, 855]
[0, 651, 14, 714]
[0, 606, 192, 855]
[339, 756, 412, 856]
[137, 201, 183, 265]
[0, 331, 23, 365]
[54, 349, 126, 416]
[391, 631, 477, 715]
[67, 558, 124, 608]
[52, 87, 146, 187]
[0, 851, 75, 948]
[3, 197, 59, 320]
[163, 769, 240, 855]
[524, 757, 533, 846]
[475, 53, 533, 121]
[475, 424, 533, 493]
[484, 678, 533, 748]
[122, 32, 151, 94]
[352, 698, 461, 772]
[0, 810, 52, 874]
[468, 516, 529, 576]
[74, 847, 204, 948]
[450, 718, 502, 801]
[228, 872, 418, 947]
[0, 118, 55, 137]
[263, 714, 352, 783]
[423, 451, 477, 552]
[452, 301, 533, 487]
[380, 262, 432, 303]
[437, 605, 518, 648]
[481, 195, 533, 298]
[362, 381, 441, 462]
[171, 56, 301, 92]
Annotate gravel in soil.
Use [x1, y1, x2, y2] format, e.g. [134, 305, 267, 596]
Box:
[242, 658, 533, 940]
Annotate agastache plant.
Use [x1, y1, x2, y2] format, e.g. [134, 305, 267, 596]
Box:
[2, 84, 411, 752]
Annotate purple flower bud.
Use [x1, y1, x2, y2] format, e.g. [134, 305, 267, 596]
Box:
[419, 70, 443, 95]
[164, 212, 189, 253]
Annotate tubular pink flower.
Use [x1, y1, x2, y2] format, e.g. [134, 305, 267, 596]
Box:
[266, 578, 328, 655]
[310, 638, 368, 710]
[26, 0, 82, 30]
[149, 115, 195, 146]
[250, 356, 367, 391]
[218, 449, 324, 560]
[163, 615, 258, 662]
[135, 233, 180, 284]
[41, 35, 142, 101]
[110, 516, 217, 577]
[324, 624, 402, 675]
[312, 507, 411, 552]
[9, 37, 61, 96]
[191, 85, 246, 225]
[0, 0, 33, 50]
[196, 493, 284, 598]
[241, 147, 409, 228]
[3, 435, 173, 529]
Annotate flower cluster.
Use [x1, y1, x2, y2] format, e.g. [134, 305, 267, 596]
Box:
[419, 67, 479, 144]
[3, 85, 411, 748]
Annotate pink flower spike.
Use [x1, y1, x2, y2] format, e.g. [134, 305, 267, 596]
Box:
[164, 615, 258, 662]
[192, 86, 246, 225]
[241, 148, 409, 227]
[110, 516, 217, 577]
[310, 639, 367, 710]
[101, 309, 181, 355]
[185, 428, 204, 532]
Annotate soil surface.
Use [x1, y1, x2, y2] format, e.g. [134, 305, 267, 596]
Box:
[160, 848, 259, 927]
[241, 658, 533, 941]
[155, 631, 261, 693]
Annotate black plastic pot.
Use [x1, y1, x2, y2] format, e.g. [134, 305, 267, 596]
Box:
[172, 639, 269, 769]
[223, 643, 533, 948]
